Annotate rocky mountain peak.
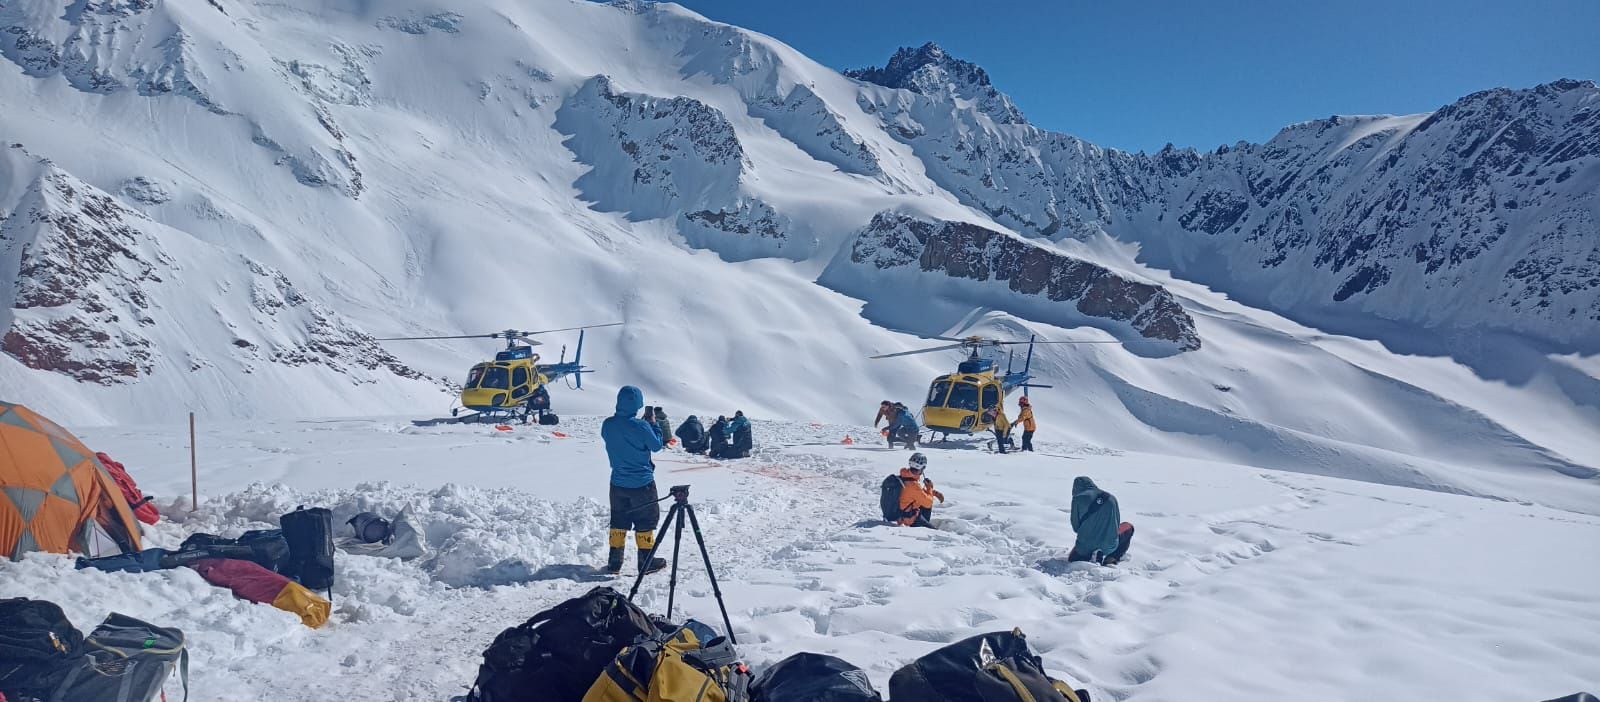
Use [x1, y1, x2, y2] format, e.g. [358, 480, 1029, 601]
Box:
[845, 42, 1025, 124]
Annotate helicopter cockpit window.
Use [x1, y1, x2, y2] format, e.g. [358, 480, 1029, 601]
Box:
[511, 367, 530, 397]
[947, 383, 980, 411]
[927, 381, 952, 406]
[479, 366, 510, 390]
[465, 367, 486, 388]
[981, 384, 1000, 410]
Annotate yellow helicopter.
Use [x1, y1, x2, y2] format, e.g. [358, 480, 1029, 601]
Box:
[378, 323, 621, 424]
[871, 335, 1121, 442]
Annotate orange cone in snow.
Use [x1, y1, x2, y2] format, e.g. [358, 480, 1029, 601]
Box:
[495, 425, 513, 432]
[842, 436, 855, 445]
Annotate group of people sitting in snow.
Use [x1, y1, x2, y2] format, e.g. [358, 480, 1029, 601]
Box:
[632, 406, 756, 460]
[672, 411, 752, 459]
[886, 452, 1133, 566]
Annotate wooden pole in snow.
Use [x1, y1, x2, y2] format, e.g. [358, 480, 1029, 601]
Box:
[189, 412, 197, 512]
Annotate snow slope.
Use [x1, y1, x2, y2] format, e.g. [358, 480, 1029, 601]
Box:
[2, 418, 1595, 701]
[0, 0, 1594, 505]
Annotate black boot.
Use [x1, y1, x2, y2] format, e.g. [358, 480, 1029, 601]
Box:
[638, 552, 667, 575]
[604, 547, 625, 575]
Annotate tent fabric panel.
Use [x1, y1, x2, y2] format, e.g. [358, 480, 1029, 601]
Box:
[0, 497, 24, 558]
[0, 423, 62, 491]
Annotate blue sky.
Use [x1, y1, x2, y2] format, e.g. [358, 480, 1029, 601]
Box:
[671, 0, 1600, 153]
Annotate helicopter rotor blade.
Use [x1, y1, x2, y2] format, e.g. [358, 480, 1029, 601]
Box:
[869, 342, 971, 359]
[514, 322, 625, 336]
[373, 333, 503, 341]
[993, 340, 1131, 345]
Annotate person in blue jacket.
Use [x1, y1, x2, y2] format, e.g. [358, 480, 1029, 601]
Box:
[1067, 476, 1135, 566]
[600, 386, 667, 575]
[889, 407, 920, 449]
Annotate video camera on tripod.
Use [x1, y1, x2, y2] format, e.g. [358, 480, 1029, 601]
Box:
[627, 483, 737, 643]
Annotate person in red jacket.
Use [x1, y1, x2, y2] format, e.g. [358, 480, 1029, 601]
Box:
[897, 453, 944, 528]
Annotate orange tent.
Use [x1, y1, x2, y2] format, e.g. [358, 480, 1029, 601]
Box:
[1, 401, 143, 560]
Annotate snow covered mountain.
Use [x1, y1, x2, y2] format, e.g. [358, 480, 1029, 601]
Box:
[0, 0, 1595, 503]
[847, 45, 1600, 349]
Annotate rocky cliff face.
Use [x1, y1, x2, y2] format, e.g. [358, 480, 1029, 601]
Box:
[0, 146, 423, 390]
[843, 213, 1201, 350]
[0, 150, 168, 384]
[849, 45, 1600, 349]
[1147, 81, 1600, 344]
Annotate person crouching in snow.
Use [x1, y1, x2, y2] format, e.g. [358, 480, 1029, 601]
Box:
[728, 411, 753, 458]
[675, 415, 707, 454]
[1067, 476, 1134, 566]
[707, 415, 731, 458]
[888, 407, 920, 449]
[898, 452, 944, 528]
[600, 386, 668, 576]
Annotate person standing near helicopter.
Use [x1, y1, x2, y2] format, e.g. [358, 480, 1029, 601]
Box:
[1016, 397, 1037, 452]
[982, 403, 1012, 454]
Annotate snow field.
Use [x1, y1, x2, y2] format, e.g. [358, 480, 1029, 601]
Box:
[4, 417, 1596, 701]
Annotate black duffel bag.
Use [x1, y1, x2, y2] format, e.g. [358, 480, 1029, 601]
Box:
[467, 586, 656, 702]
[751, 652, 882, 702]
[176, 529, 291, 573]
[888, 629, 1089, 702]
[0, 598, 85, 699]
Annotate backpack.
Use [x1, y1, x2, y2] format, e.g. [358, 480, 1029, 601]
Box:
[888, 629, 1088, 702]
[468, 586, 656, 702]
[280, 507, 335, 592]
[879, 475, 907, 523]
[48, 613, 188, 702]
[582, 625, 751, 702]
[0, 599, 83, 698]
[750, 652, 882, 702]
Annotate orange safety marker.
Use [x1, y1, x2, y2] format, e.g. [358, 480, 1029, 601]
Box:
[842, 436, 855, 445]
[552, 431, 570, 439]
[495, 425, 513, 432]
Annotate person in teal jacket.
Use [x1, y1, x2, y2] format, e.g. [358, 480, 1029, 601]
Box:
[1067, 476, 1134, 566]
[600, 386, 667, 575]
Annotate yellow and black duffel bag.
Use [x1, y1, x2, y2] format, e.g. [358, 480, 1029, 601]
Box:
[888, 628, 1089, 702]
[583, 625, 751, 702]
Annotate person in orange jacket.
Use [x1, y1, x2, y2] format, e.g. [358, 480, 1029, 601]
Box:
[898, 453, 944, 527]
[1017, 396, 1037, 452]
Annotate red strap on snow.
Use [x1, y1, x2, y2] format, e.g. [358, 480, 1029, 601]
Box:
[551, 431, 570, 439]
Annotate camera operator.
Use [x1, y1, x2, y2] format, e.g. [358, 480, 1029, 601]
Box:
[600, 385, 668, 575]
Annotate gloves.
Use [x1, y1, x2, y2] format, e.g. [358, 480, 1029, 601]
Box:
[932, 490, 945, 503]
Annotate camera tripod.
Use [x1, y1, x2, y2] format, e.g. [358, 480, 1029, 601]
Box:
[626, 484, 737, 644]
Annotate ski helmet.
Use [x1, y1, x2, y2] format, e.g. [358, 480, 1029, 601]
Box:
[347, 512, 392, 544]
[908, 452, 927, 470]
